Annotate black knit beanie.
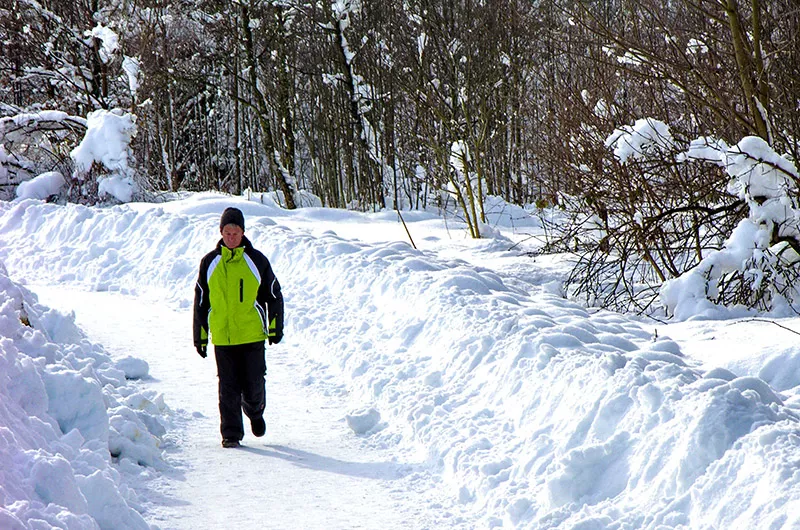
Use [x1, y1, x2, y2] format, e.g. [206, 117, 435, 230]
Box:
[219, 207, 245, 231]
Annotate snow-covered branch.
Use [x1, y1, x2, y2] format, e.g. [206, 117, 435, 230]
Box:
[661, 136, 800, 318]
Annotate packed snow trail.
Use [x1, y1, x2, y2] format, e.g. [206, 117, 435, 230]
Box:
[30, 285, 451, 530]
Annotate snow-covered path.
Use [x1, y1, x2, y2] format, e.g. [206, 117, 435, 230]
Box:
[30, 285, 446, 530]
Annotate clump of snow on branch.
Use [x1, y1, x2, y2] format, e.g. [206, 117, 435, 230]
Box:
[89, 24, 119, 64]
[682, 136, 730, 163]
[687, 38, 709, 55]
[122, 56, 141, 97]
[724, 137, 798, 204]
[16, 171, 66, 200]
[661, 136, 800, 318]
[0, 111, 86, 139]
[71, 109, 138, 203]
[605, 118, 676, 162]
[332, 0, 360, 33]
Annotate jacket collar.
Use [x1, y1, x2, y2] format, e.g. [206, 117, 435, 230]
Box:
[216, 235, 253, 252]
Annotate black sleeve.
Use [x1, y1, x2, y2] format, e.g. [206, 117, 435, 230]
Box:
[193, 255, 211, 347]
[257, 256, 284, 337]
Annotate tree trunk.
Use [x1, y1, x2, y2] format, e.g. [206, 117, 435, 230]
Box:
[240, 3, 297, 209]
[722, 0, 770, 140]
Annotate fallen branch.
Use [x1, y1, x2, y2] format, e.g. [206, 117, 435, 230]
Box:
[732, 318, 800, 337]
[397, 209, 417, 250]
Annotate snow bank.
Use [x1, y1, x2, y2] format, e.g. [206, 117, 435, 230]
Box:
[2, 196, 800, 529]
[0, 260, 169, 529]
[269, 214, 800, 528]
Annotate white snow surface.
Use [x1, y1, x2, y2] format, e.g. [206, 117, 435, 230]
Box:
[2, 193, 800, 529]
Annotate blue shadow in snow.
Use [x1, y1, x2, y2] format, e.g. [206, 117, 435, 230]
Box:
[240, 444, 409, 481]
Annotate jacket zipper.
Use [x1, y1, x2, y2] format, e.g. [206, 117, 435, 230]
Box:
[239, 279, 244, 303]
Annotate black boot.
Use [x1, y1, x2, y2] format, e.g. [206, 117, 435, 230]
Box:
[251, 416, 266, 437]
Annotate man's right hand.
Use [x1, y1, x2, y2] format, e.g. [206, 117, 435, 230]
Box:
[196, 344, 207, 358]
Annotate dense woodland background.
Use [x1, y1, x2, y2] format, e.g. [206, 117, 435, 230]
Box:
[2, 0, 799, 312]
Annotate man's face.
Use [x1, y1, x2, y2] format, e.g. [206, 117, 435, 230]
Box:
[221, 224, 244, 249]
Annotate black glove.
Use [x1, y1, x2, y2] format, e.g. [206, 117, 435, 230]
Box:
[268, 331, 283, 345]
[196, 344, 207, 358]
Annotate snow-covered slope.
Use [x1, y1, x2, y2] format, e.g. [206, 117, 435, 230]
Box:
[1, 194, 800, 529]
[0, 260, 163, 529]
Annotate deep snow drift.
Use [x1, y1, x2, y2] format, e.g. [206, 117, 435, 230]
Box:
[0, 262, 163, 529]
[1, 193, 800, 529]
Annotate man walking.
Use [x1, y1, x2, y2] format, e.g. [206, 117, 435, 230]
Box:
[193, 207, 284, 448]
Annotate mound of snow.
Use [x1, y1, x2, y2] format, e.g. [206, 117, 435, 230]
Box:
[345, 407, 382, 434]
[0, 262, 170, 529]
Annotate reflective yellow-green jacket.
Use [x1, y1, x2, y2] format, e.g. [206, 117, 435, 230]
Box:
[193, 236, 283, 347]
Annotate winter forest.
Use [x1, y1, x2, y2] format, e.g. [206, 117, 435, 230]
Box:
[2, 0, 800, 316]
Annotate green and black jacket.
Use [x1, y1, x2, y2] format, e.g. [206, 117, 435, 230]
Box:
[193, 236, 283, 347]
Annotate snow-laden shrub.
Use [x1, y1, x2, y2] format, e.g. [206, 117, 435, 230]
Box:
[563, 117, 739, 313]
[661, 136, 800, 318]
[0, 107, 139, 205]
[0, 112, 86, 201]
[70, 109, 138, 204]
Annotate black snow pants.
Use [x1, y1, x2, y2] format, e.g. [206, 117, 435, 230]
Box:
[213, 341, 266, 441]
